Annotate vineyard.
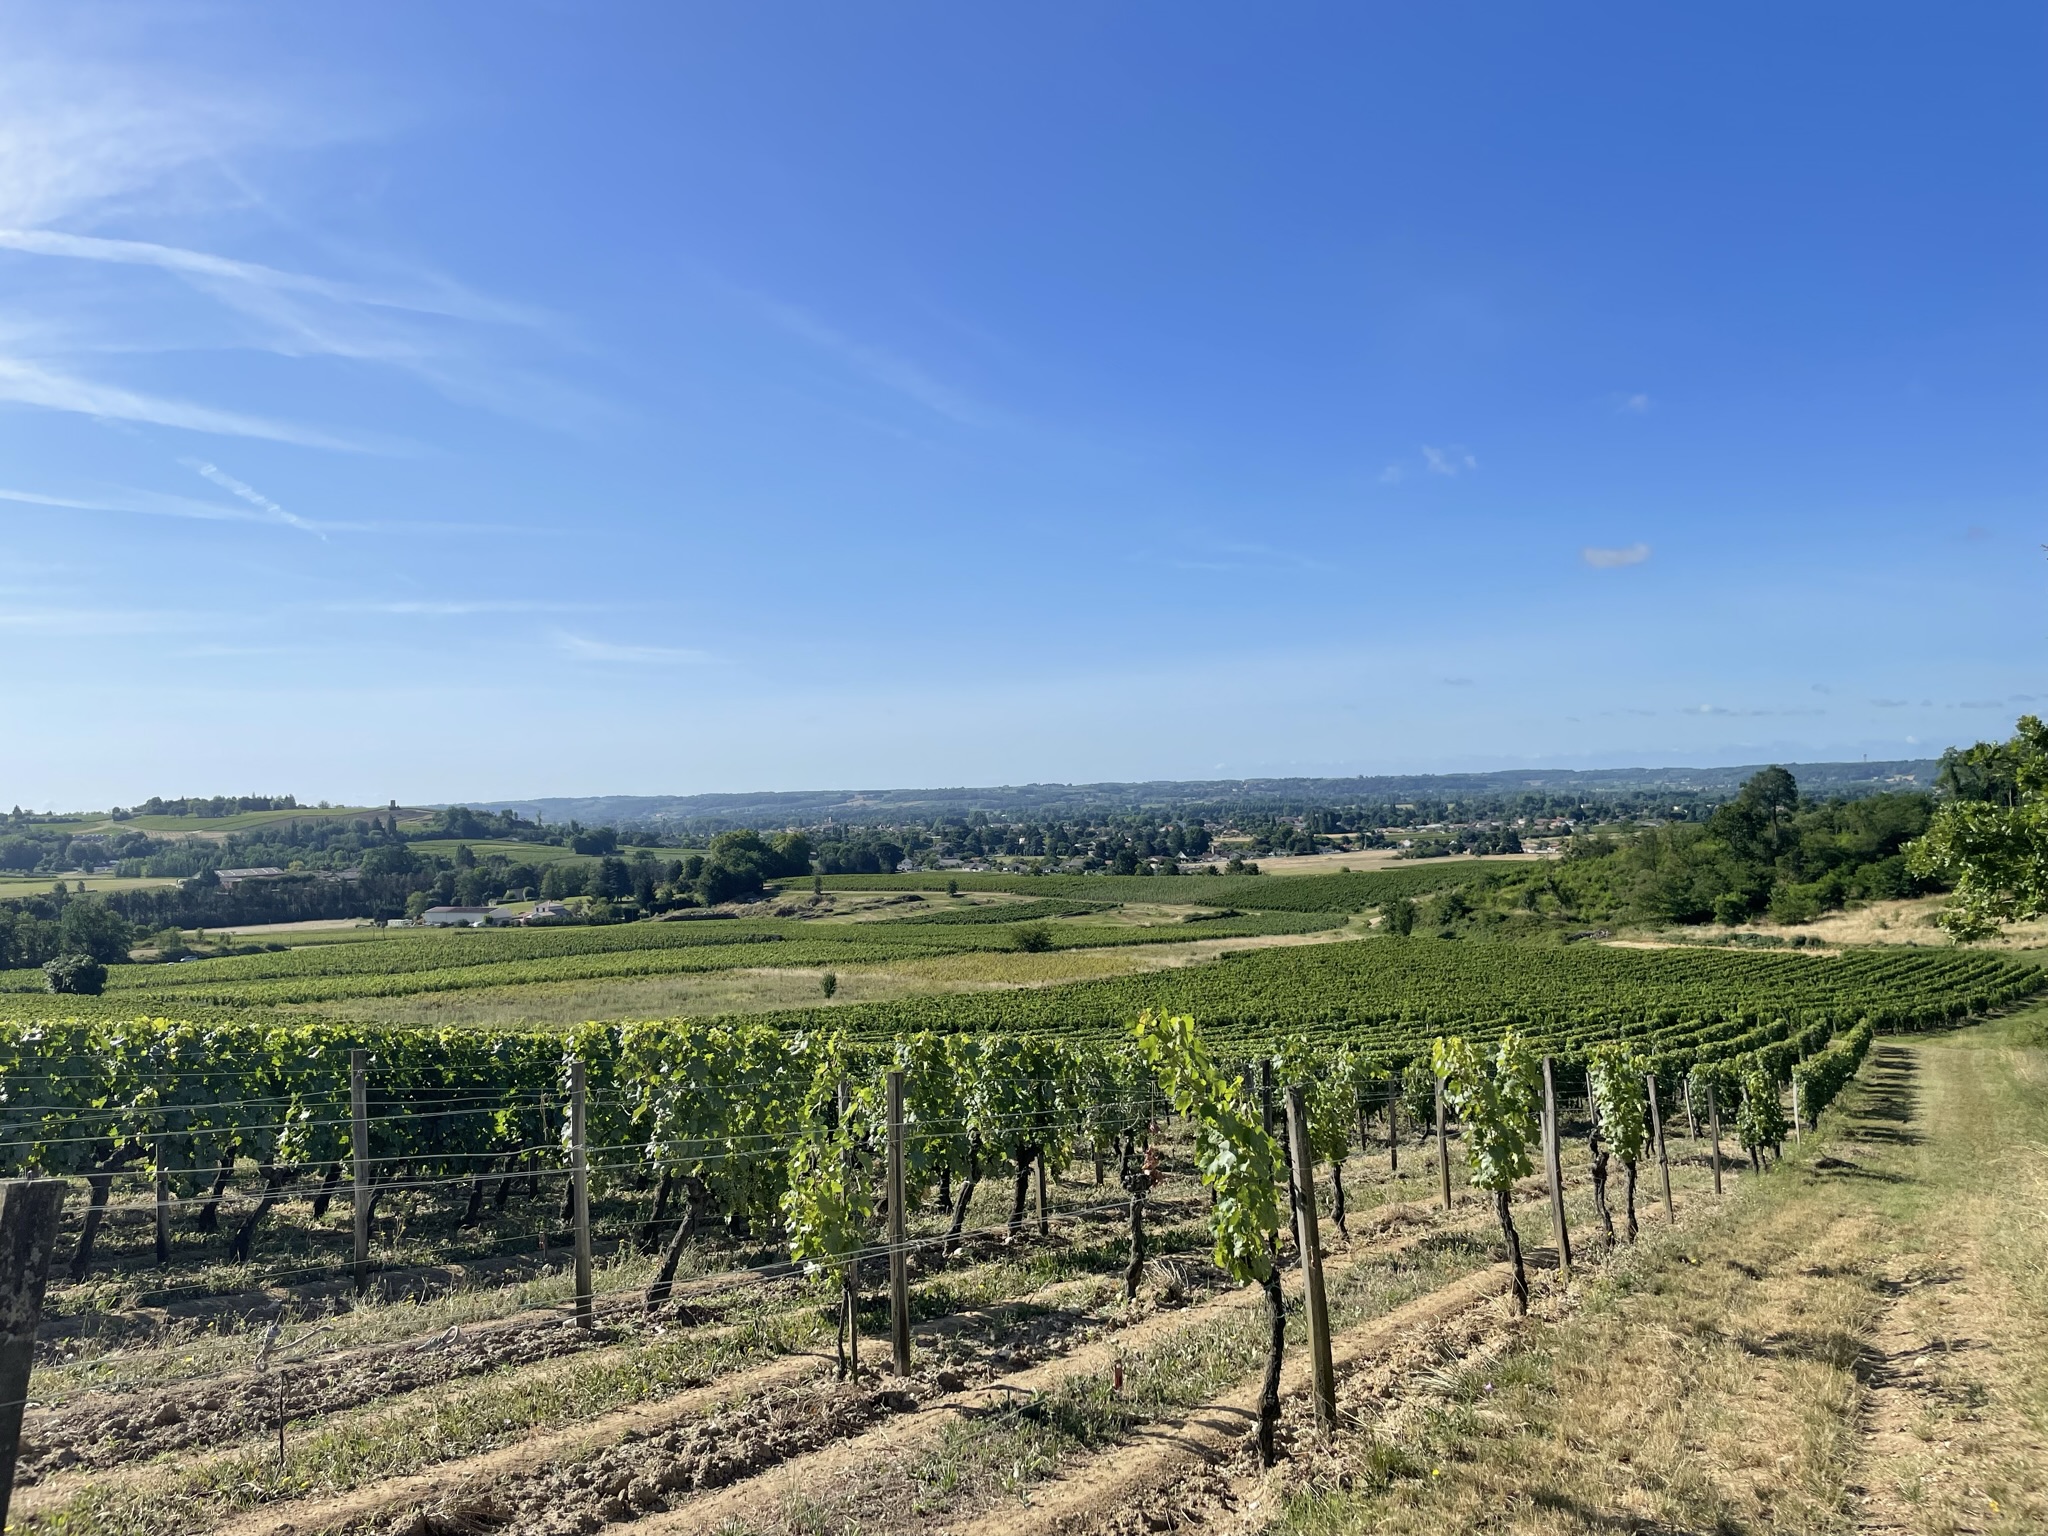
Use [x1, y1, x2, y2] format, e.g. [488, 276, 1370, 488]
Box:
[0, 912, 2037, 1536]
[0, 910, 1346, 1012]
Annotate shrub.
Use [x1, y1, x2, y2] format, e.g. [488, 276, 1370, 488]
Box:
[43, 953, 107, 995]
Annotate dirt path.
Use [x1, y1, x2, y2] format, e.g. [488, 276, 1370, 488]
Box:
[938, 1264, 1515, 1536]
[627, 1226, 1491, 1536]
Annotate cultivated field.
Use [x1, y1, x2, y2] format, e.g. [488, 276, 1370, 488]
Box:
[3, 862, 2042, 1536]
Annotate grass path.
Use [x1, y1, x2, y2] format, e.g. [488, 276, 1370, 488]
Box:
[1262, 1013, 2048, 1536]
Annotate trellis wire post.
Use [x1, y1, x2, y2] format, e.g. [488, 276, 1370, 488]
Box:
[153, 1135, 170, 1266]
[1434, 1076, 1452, 1212]
[1790, 1072, 1803, 1144]
[1282, 1087, 1337, 1432]
[570, 1060, 593, 1328]
[1540, 1056, 1571, 1282]
[1706, 1080, 1723, 1195]
[838, 1076, 859, 1378]
[1387, 1079, 1399, 1174]
[1645, 1072, 1675, 1223]
[0, 1179, 65, 1532]
[886, 1070, 911, 1375]
[350, 1049, 370, 1295]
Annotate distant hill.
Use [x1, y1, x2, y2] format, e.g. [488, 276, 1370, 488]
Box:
[471, 760, 1938, 830]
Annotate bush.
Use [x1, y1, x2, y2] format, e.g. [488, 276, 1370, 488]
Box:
[1011, 922, 1054, 953]
[43, 953, 107, 995]
[1769, 883, 1825, 926]
[1712, 892, 1751, 927]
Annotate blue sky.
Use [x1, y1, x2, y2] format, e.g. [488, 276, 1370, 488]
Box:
[3, 2, 2042, 810]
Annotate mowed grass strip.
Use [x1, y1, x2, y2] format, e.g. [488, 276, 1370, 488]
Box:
[1275, 1017, 2048, 1536]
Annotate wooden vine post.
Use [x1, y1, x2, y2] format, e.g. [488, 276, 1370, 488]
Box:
[1706, 1080, 1723, 1195]
[570, 1060, 593, 1328]
[1540, 1056, 1571, 1282]
[1434, 1076, 1452, 1211]
[1035, 1152, 1049, 1238]
[350, 1049, 370, 1294]
[837, 1077, 859, 1379]
[153, 1135, 170, 1267]
[0, 1179, 66, 1533]
[886, 1070, 912, 1375]
[1645, 1073, 1675, 1223]
[1790, 1072, 1803, 1144]
[1387, 1079, 1399, 1174]
[1282, 1087, 1337, 1432]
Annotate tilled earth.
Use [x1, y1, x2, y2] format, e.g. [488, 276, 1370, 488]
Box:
[377, 1380, 911, 1536]
[17, 1312, 667, 1484]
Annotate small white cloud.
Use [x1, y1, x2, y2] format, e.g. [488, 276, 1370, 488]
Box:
[1581, 542, 1651, 569]
[1421, 444, 1477, 477]
[1378, 464, 1405, 484]
[1618, 393, 1652, 414]
[551, 631, 712, 665]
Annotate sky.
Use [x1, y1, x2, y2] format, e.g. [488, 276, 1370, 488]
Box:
[2, 2, 2043, 810]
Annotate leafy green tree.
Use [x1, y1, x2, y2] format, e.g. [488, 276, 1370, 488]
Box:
[1380, 896, 1415, 936]
[1909, 715, 2048, 940]
[57, 899, 132, 963]
[1433, 1029, 1540, 1312]
[1136, 1010, 1288, 1464]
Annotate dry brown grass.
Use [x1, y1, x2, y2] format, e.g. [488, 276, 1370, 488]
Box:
[1275, 1018, 2048, 1536]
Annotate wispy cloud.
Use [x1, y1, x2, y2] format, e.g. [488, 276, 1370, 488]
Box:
[1377, 464, 1405, 484]
[551, 631, 713, 665]
[1581, 542, 1651, 569]
[0, 481, 329, 531]
[0, 356, 369, 449]
[1440, 676, 1476, 687]
[0, 605, 205, 636]
[754, 295, 992, 427]
[185, 458, 323, 534]
[1421, 444, 1477, 477]
[331, 600, 594, 616]
[1617, 392, 1652, 414]
[0, 37, 578, 445]
[1687, 704, 1825, 718]
[0, 228, 542, 327]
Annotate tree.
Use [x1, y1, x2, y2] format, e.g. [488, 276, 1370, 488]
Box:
[1433, 1029, 1540, 1313]
[1909, 716, 2048, 940]
[1737, 766, 1799, 839]
[1380, 896, 1415, 936]
[58, 899, 133, 964]
[1136, 1011, 1287, 1465]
